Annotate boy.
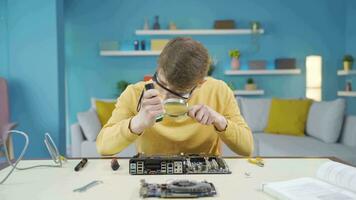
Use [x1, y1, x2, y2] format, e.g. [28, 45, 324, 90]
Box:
[96, 37, 253, 156]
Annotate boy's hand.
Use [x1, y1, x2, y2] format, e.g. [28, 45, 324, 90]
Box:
[130, 89, 164, 134]
[188, 104, 227, 131]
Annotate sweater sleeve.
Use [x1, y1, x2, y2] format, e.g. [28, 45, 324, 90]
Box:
[217, 82, 254, 156]
[96, 85, 140, 156]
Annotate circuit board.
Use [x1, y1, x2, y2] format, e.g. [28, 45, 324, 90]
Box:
[129, 154, 231, 175]
[139, 179, 217, 198]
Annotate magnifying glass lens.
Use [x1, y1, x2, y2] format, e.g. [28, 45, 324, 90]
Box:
[163, 99, 189, 117]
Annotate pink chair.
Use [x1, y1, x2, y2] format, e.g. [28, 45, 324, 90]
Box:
[0, 78, 17, 160]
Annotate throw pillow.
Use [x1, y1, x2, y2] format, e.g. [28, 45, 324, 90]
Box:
[77, 109, 102, 141]
[264, 98, 312, 136]
[95, 100, 116, 126]
[239, 98, 271, 132]
[306, 99, 345, 143]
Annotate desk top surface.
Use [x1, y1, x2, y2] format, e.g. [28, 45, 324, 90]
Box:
[0, 157, 335, 200]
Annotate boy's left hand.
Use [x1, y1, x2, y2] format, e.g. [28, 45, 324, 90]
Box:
[188, 104, 227, 131]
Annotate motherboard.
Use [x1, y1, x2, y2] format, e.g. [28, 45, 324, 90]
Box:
[129, 154, 231, 175]
[139, 179, 217, 198]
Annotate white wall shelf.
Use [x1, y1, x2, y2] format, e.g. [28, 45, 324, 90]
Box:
[100, 50, 161, 56]
[234, 90, 265, 96]
[135, 29, 264, 36]
[225, 69, 301, 75]
[337, 70, 356, 76]
[337, 91, 356, 97]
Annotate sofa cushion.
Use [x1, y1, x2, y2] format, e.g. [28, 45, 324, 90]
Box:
[340, 115, 356, 147]
[239, 98, 271, 132]
[306, 99, 345, 143]
[264, 98, 312, 136]
[95, 100, 116, 126]
[90, 97, 116, 110]
[254, 133, 356, 165]
[77, 109, 101, 142]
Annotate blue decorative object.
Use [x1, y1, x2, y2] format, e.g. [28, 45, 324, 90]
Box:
[140, 40, 146, 50]
[134, 40, 139, 50]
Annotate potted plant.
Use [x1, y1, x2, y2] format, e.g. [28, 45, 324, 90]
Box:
[116, 80, 130, 95]
[250, 21, 261, 33]
[245, 78, 257, 91]
[208, 63, 215, 76]
[229, 49, 241, 70]
[343, 55, 354, 71]
[207, 56, 218, 76]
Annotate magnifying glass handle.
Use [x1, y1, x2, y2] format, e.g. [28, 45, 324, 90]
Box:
[145, 83, 163, 122]
[145, 83, 154, 90]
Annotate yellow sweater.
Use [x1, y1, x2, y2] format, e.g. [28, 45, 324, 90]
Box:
[96, 77, 254, 156]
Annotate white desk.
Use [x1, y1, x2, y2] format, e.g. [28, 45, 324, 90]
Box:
[0, 158, 335, 200]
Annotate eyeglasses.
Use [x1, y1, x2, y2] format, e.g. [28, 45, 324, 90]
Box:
[136, 72, 196, 112]
[152, 72, 196, 100]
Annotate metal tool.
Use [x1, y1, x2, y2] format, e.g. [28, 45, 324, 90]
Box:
[73, 180, 103, 193]
[248, 157, 264, 167]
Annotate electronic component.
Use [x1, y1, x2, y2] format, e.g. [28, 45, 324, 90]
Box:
[139, 179, 217, 198]
[111, 158, 120, 171]
[74, 158, 88, 172]
[129, 154, 231, 175]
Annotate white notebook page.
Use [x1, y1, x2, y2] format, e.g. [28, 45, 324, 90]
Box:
[263, 177, 356, 200]
[316, 161, 356, 193]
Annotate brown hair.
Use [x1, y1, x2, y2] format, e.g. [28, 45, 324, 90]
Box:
[158, 37, 209, 93]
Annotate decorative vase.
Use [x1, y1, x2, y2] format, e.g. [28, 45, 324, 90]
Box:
[343, 61, 353, 71]
[345, 81, 352, 91]
[169, 22, 177, 30]
[153, 16, 160, 30]
[231, 57, 240, 70]
[245, 84, 257, 91]
[143, 18, 149, 30]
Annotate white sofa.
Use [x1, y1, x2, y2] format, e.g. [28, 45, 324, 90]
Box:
[71, 98, 356, 164]
[71, 116, 136, 158]
[70, 98, 136, 158]
[237, 98, 356, 165]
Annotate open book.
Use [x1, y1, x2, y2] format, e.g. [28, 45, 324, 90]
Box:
[263, 161, 356, 200]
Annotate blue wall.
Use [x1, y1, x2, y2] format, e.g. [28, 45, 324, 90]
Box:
[64, 0, 352, 151]
[0, 0, 65, 158]
[344, 0, 356, 114]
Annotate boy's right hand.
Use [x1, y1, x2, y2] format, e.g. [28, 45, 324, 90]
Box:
[129, 89, 164, 134]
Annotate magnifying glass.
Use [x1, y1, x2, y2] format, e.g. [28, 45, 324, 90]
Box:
[163, 98, 189, 118]
[145, 83, 191, 121]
